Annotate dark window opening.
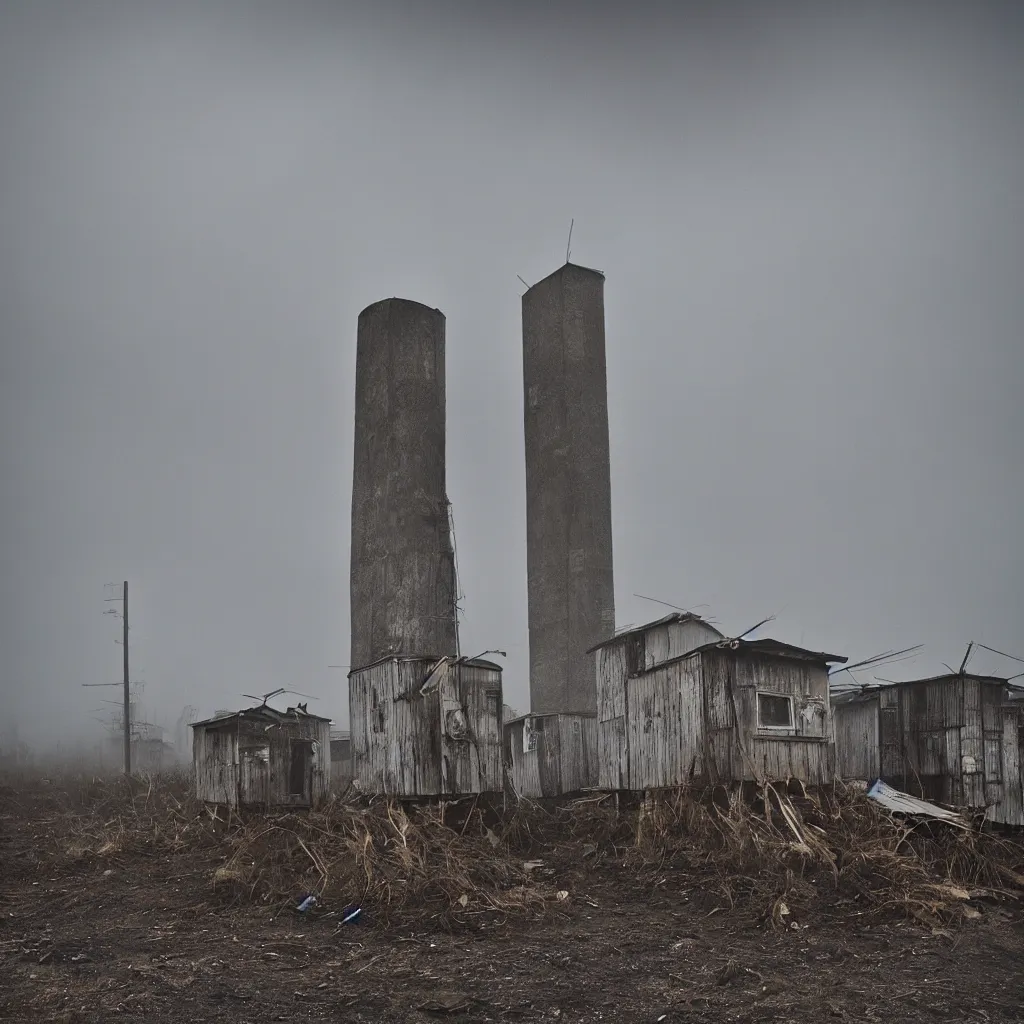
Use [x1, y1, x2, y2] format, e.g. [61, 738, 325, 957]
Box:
[486, 690, 500, 720]
[757, 693, 794, 730]
[370, 689, 384, 733]
[626, 636, 644, 675]
[289, 740, 312, 796]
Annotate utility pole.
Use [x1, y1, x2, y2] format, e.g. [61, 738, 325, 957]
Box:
[122, 581, 130, 775]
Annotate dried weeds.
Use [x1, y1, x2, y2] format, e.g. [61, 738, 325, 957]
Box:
[211, 800, 564, 929]
[7, 770, 1023, 934]
[505, 781, 1024, 927]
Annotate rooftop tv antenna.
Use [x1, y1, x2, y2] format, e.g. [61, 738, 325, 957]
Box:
[241, 687, 317, 707]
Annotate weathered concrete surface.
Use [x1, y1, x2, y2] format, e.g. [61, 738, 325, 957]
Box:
[350, 298, 457, 671]
[522, 263, 615, 716]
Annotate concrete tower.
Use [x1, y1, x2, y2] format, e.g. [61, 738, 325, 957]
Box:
[522, 263, 615, 716]
[350, 298, 458, 671]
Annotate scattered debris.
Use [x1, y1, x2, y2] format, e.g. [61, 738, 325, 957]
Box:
[866, 780, 966, 824]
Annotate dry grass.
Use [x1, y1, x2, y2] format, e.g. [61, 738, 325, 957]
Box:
[211, 800, 564, 929]
[7, 770, 1023, 933]
[503, 781, 1024, 927]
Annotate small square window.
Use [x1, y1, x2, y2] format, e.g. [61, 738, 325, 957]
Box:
[757, 693, 794, 730]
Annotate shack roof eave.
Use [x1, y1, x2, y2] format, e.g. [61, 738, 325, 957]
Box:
[587, 612, 725, 654]
[886, 672, 1010, 687]
[503, 710, 598, 726]
[724, 638, 847, 665]
[191, 705, 332, 730]
[347, 654, 504, 677]
[831, 673, 1013, 703]
[633, 637, 847, 677]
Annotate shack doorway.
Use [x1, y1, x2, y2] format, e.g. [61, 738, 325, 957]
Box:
[289, 740, 313, 799]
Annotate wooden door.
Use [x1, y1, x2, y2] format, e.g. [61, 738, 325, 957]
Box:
[879, 690, 902, 784]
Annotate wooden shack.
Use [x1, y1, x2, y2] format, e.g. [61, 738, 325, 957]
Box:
[833, 674, 1024, 826]
[348, 655, 503, 798]
[595, 618, 846, 789]
[591, 613, 726, 789]
[191, 704, 331, 811]
[504, 712, 598, 799]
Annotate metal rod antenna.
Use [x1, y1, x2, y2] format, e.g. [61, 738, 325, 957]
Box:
[122, 581, 131, 776]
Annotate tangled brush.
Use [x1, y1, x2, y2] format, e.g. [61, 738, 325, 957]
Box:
[531, 781, 1024, 927]
[211, 799, 567, 930]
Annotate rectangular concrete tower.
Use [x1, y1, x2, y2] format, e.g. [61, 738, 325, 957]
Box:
[522, 263, 615, 716]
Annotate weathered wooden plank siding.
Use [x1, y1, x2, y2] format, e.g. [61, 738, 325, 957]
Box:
[350, 657, 502, 798]
[194, 714, 330, 809]
[453, 662, 503, 794]
[598, 714, 628, 790]
[505, 714, 597, 799]
[594, 618, 720, 790]
[595, 623, 843, 791]
[980, 686, 1006, 813]
[834, 698, 880, 780]
[728, 655, 834, 784]
[960, 679, 985, 806]
[848, 676, 1024, 823]
[596, 644, 628, 789]
[351, 659, 442, 795]
[700, 653, 734, 782]
[193, 726, 237, 805]
[992, 710, 1023, 826]
[310, 718, 332, 805]
[643, 620, 724, 670]
[625, 658, 702, 790]
[596, 644, 627, 721]
[505, 718, 543, 799]
[556, 715, 598, 793]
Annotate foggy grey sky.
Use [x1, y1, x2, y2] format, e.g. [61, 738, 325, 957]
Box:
[2, 1, 1022, 744]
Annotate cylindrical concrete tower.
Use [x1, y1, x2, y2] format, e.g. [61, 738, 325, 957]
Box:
[522, 263, 616, 716]
[350, 298, 457, 671]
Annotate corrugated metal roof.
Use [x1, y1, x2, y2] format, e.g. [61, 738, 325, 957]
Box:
[587, 612, 724, 653]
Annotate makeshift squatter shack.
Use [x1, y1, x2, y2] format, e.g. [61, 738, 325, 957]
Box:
[833, 674, 1024, 826]
[595, 616, 846, 790]
[592, 613, 725, 789]
[504, 712, 598, 800]
[348, 655, 503, 798]
[191, 705, 331, 811]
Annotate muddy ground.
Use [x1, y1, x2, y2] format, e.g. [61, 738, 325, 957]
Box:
[2, 784, 1023, 1023]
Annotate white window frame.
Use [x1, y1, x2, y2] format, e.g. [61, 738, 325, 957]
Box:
[756, 691, 796, 733]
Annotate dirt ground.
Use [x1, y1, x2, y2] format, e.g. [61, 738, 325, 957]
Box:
[2, 783, 1023, 1023]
